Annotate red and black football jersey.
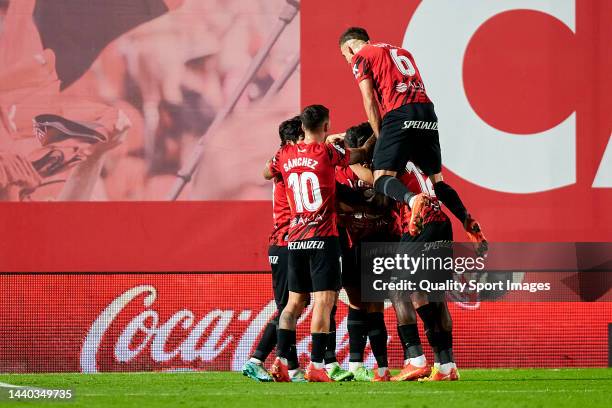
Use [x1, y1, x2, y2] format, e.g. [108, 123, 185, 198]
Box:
[269, 177, 291, 247]
[398, 162, 449, 234]
[269, 141, 350, 240]
[352, 42, 431, 116]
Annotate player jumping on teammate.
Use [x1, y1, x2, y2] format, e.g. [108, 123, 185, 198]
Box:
[338, 27, 487, 255]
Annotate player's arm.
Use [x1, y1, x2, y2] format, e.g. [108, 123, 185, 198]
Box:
[358, 78, 381, 138]
[263, 160, 274, 180]
[347, 135, 376, 165]
[349, 164, 373, 185]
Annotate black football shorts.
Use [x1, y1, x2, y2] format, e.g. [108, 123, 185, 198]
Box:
[288, 236, 342, 293]
[372, 102, 442, 176]
[268, 245, 290, 310]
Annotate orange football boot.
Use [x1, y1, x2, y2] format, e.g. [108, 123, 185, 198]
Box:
[305, 363, 333, 382]
[464, 216, 488, 257]
[270, 357, 291, 382]
[408, 193, 430, 236]
[390, 362, 431, 381]
[418, 366, 460, 381]
[372, 368, 391, 382]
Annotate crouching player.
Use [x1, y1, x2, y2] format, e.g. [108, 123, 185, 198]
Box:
[243, 116, 306, 382]
[264, 105, 374, 382]
[390, 162, 459, 381]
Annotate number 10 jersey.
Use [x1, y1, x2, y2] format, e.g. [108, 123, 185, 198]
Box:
[268, 141, 350, 241]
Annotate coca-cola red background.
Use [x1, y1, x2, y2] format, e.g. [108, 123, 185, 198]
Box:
[1, 273, 610, 373]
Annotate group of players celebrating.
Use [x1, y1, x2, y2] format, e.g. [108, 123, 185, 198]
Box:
[242, 27, 486, 382]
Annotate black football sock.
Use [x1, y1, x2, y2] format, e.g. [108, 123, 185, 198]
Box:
[276, 328, 295, 361]
[311, 333, 328, 364]
[367, 312, 389, 368]
[417, 303, 443, 358]
[288, 344, 299, 370]
[324, 306, 338, 364]
[374, 175, 415, 206]
[438, 330, 454, 364]
[433, 181, 468, 224]
[397, 324, 423, 359]
[251, 315, 278, 362]
[347, 307, 368, 362]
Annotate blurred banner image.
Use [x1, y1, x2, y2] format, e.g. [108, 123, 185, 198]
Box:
[0, 0, 299, 201]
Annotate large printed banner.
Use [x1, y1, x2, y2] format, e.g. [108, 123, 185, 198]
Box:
[1, 274, 610, 373]
[0, 0, 610, 373]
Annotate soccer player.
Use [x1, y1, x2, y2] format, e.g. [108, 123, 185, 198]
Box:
[336, 122, 395, 381]
[242, 116, 305, 382]
[338, 27, 487, 255]
[391, 162, 459, 381]
[263, 105, 374, 382]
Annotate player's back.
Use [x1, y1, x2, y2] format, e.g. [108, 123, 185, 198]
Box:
[273, 141, 349, 241]
[352, 42, 431, 116]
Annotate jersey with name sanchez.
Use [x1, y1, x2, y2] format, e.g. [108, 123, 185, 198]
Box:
[269, 141, 350, 241]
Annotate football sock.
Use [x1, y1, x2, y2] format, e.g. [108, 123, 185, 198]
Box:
[248, 357, 262, 365]
[439, 362, 454, 374]
[367, 312, 389, 368]
[374, 175, 415, 206]
[397, 324, 424, 360]
[324, 306, 338, 364]
[311, 332, 327, 364]
[277, 328, 295, 361]
[377, 367, 388, 376]
[348, 362, 363, 372]
[438, 330, 454, 364]
[433, 181, 468, 224]
[347, 307, 368, 363]
[251, 317, 278, 362]
[288, 344, 299, 370]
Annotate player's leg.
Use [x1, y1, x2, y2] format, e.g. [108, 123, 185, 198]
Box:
[421, 301, 460, 381]
[243, 245, 287, 381]
[409, 108, 486, 255]
[371, 109, 431, 232]
[305, 237, 344, 382]
[271, 247, 310, 382]
[366, 301, 391, 381]
[390, 290, 432, 381]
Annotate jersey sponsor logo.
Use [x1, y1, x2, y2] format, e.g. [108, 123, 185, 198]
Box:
[396, 82, 408, 93]
[288, 240, 325, 250]
[401, 120, 439, 130]
[332, 144, 346, 155]
[268, 256, 279, 265]
[283, 157, 318, 172]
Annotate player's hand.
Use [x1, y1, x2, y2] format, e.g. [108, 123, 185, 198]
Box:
[85, 110, 131, 157]
[325, 133, 346, 145]
[0, 152, 42, 190]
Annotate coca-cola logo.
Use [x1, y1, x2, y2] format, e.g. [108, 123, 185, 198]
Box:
[81, 285, 244, 373]
[80, 285, 390, 373]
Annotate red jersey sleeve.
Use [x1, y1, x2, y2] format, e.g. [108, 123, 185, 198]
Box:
[326, 142, 350, 167]
[268, 148, 282, 178]
[351, 51, 373, 83]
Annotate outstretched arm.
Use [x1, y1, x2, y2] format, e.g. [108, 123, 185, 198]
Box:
[359, 79, 381, 138]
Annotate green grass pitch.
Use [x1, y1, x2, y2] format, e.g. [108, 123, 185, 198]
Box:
[1, 369, 611, 408]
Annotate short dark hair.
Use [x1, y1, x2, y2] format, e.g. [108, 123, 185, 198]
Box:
[300, 105, 329, 131]
[279, 115, 303, 145]
[339, 27, 370, 46]
[345, 122, 372, 148]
